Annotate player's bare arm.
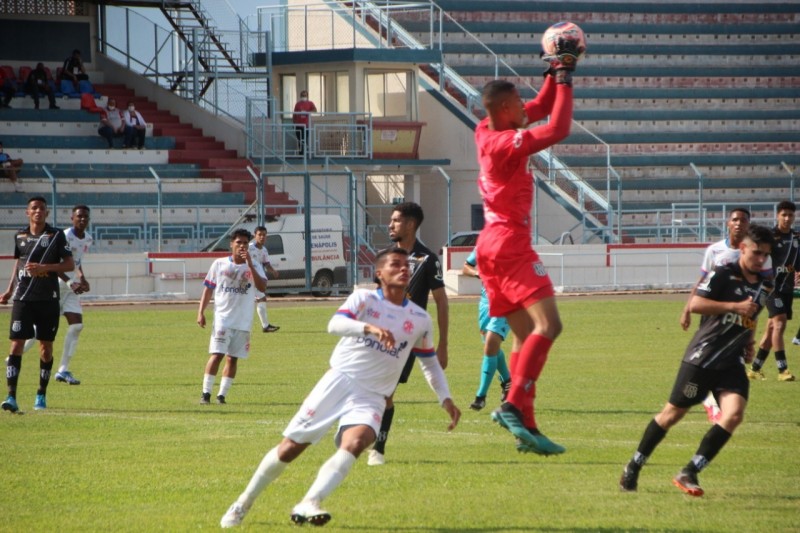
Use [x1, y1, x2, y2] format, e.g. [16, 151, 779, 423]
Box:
[197, 286, 213, 328]
[25, 256, 75, 277]
[0, 258, 20, 304]
[462, 262, 479, 278]
[689, 295, 757, 318]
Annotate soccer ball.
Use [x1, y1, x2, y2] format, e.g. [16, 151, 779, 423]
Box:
[541, 21, 587, 61]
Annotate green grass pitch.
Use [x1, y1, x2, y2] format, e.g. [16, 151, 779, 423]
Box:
[1, 296, 798, 532]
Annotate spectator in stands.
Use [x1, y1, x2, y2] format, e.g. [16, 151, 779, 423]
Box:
[292, 89, 316, 156]
[25, 63, 59, 110]
[123, 102, 147, 150]
[0, 141, 23, 191]
[0, 68, 16, 108]
[61, 49, 89, 90]
[98, 98, 125, 149]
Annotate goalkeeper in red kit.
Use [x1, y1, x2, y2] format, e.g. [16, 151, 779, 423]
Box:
[475, 28, 583, 455]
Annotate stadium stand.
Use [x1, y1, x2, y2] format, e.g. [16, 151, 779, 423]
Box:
[394, 0, 800, 239]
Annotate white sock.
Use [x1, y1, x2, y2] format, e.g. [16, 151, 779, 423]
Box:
[58, 323, 83, 373]
[256, 302, 269, 328]
[202, 373, 215, 394]
[238, 446, 288, 508]
[22, 337, 36, 354]
[219, 376, 234, 397]
[302, 449, 356, 503]
[702, 393, 718, 409]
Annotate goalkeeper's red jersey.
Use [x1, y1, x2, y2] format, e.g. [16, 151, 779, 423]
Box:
[475, 76, 572, 234]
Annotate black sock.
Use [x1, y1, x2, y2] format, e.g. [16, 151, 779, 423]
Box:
[38, 359, 53, 395]
[751, 347, 769, 371]
[687, 424, 732, 472]
[373, 405, 395, 455]
[775, 350, 788, 372]
[6, 355, 21, 397]
[631, 419, 668, 468]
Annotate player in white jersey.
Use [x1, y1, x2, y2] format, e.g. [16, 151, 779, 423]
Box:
[219, 247, 461, 528]
[248, 226, 280, 332]
[679, 207, 773, 422]
[22, 205, 92, 385]
[197, 229, 267, 405]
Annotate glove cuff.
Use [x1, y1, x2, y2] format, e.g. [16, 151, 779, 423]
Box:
[553, 70, 573, 87]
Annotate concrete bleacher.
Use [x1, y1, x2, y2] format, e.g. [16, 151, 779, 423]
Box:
[394, 0, 800, 229]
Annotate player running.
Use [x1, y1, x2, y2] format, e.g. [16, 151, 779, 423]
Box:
[620, 225, 774, 497]
[219, 247, 460, 527]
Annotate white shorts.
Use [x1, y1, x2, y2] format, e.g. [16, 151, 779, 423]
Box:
[208, 327, 251, 359]
[254, 290, 266, 300]
[59, 282, 82, 315]
[283, 369, 385, 445]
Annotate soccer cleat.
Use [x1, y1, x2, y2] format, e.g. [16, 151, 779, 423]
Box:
[290, 500, 331, 527]
[55, 371, 81, 385]
[200, 392, 211, 405]
[673, 468, 704, 497]
[500, 379, 512, 402]
[220, 502, 249, 528]
[34, 394, 46, 410]
[777, 370, 796, 382]
[263, 324, 280, 333]
[619, 463, 640, 492]
[367, 449, 385, 466]
[746, 368, 766, 381]
[2, 395, 19, 413]
[491, 402, 540, 447]
[217, 395, 226, 404]
[514, 429, 566, 456]
[792, 337, 800, 346]
[469, 396, 486, 411]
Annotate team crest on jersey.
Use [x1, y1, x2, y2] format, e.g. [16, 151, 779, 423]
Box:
[403, 320, 414, 334]
[513, 129, 524, 149]
[683, 382, 699, 399]
[11, 320, 21, 333]
[39, 235, 50, 248]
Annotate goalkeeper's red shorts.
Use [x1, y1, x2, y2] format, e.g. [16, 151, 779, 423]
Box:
[477, 227, 555, 318]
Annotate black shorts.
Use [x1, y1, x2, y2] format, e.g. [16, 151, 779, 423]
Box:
[398, 352, 416, 384]
[668, 361, 749, 408]
[9, 300, 60, 342]
[766, 292, 793, 319]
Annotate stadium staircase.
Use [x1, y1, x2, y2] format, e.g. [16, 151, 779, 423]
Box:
[390, 0, 800, 241]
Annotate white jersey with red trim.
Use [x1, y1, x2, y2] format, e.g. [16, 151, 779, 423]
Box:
[204, 256, 265, 331]
[330, 288, 435, 396]
[62, 227, 93, 284]
[248, 241, 271, 278]
[701, 238, 772, 276]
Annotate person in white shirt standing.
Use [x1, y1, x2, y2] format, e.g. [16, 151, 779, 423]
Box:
[248, 226, 280, 333]
[22, 205, 93, 385]
[197, 229, 267, 405]
[219, 247, 461, 528]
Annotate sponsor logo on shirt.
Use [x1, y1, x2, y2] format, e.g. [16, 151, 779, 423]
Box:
[355, 337, 408, 358]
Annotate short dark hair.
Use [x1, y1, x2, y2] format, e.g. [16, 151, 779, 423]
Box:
[776, 200, 796, 213]
[230, 228, 252, 241]
[729, 207, 750, 220]
[481, 79, 517, 113]
[392, 202, 424, 227]
[747, 224, 775, 248]
[375, 246, 408, 266]
[254, 225, 267, 233]
[28, 196, 47, 206]
[72, 205, 90, 213]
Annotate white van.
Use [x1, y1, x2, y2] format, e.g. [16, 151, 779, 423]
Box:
[206, 214, 349, 296]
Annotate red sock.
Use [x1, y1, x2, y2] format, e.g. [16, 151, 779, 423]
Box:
[506, 335, 553, 423]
